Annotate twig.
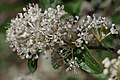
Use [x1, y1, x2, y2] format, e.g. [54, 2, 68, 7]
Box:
[87, 45, 118, 54]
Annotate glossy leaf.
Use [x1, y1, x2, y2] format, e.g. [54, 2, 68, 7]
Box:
[81, 45, 102, 74]
[27, 49, 41, 73]
[28, 59, 38, 73]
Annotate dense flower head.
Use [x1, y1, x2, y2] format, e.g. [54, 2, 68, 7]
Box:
[102, 56, 120, 80]
[6, 4, 43, 59]
[81, 15, 118, 42]
[6, 4, 66, 59]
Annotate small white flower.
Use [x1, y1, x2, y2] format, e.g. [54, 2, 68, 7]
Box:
[102, 57, 109, 64]
[102, 56, 120, 80]
[111, 59, 117, 64]
[117, 49, 120, 54]
[103, 68, 109, 75]
[110, 24, 118, 34]
[81, 15, 116, 41]
[73, 38, 83, 47]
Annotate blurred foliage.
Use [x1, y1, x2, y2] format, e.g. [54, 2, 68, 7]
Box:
[111, 1, 120, 24]
[62, 0, 82, 15]
[65, 76, 78, 80]
[0, 3, 24, 12]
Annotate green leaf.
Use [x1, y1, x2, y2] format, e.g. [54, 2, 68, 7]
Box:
[93, 73, 108, 80]
[79, 62, 95, 73]
[28, 59, 38, 73]
[52, 63, 60, 69]
[27, 49, 41, 73]
[81, 45, 102, 74]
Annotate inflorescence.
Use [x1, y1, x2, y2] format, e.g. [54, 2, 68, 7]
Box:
[6, 3, 118, 73]
[102, 56, 120, 80]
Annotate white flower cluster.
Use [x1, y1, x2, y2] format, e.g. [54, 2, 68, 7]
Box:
[66, 57, 80, 73]
[6, 3, 119, 71]
[102, 57, 120, 80]
[6, 4, 66, 59]
[81, 15, 118, 41]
